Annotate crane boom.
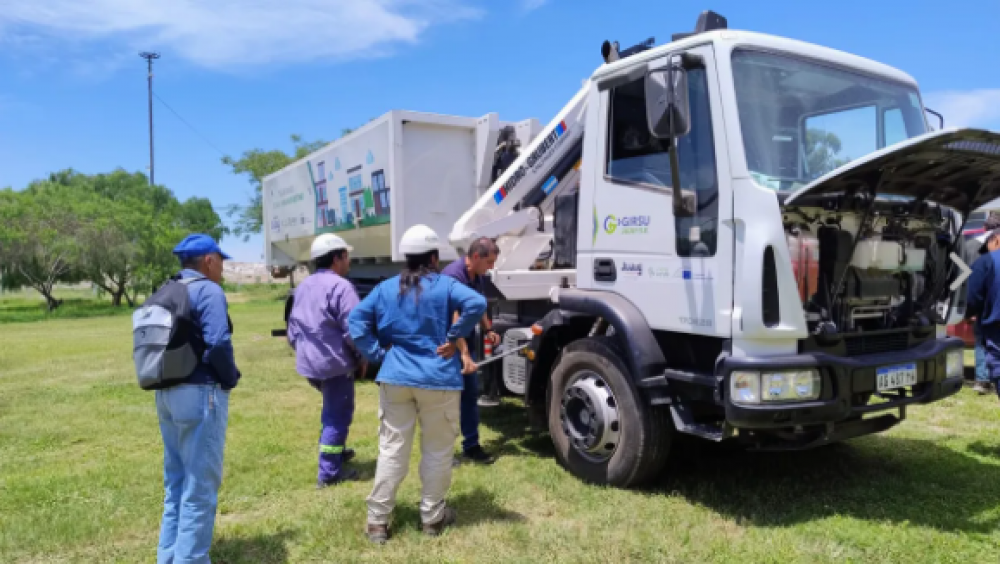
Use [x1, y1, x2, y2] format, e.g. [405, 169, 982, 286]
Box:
[448, 83, 589, 262]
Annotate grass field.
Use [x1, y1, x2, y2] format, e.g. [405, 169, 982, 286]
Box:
[2, 296, 1000, 563]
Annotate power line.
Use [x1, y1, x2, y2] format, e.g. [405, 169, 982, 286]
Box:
[152, 91, 229, 157]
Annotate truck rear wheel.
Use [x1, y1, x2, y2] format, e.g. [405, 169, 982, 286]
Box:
[547, 337, 672, 488]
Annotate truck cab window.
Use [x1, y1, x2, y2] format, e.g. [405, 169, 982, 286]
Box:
[605, 68, 719, 257]
[884, 107, 907, 147]
[803, 106, 877, 179]
[732, 49, 928, 193]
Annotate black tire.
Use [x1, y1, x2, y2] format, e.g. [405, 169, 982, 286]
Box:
[547, 336, 673, 488]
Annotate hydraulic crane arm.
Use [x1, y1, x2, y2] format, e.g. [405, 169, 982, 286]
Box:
[449, 83, 589, 259]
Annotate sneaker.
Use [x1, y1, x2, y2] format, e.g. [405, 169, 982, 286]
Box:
[461, 446, 496, 465]
[973, 382, 991, 395]
[422, 507, 457, 536]
[316, 468, 359, 489]
[343, 448, 356, 462]
[366, 523, 390, 545]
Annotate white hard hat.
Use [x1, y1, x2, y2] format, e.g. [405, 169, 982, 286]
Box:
[310, 233, 353, 260]
[399, 224, 441, 255]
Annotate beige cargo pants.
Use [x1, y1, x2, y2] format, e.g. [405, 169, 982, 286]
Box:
[366, 383, 461, 526]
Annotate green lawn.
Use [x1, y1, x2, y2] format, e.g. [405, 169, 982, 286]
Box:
[2, 300, 999, 563]
[0, 288, 132, 324]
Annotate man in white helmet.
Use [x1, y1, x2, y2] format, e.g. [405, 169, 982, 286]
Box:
[349, 224, 486, 543]
[287, 233, 365, 487]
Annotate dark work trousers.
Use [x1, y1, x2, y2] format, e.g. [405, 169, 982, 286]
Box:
[308, 375, 355, 482]
[460, 328, 482, 452]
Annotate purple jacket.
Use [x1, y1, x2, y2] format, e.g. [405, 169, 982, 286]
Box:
[287, 269, 361, 380]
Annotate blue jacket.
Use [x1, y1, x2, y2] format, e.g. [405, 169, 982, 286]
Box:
[179, 269, 241, 390]
[966, 251, 1000, 378]
[348, 273, 487, 391]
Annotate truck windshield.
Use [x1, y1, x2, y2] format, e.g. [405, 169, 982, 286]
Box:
[732, 49, 928, 193]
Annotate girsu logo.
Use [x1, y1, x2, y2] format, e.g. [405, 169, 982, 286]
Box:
[604, 215, 618, 234]
[604, 214, 650, 235]
[593, 206, 652, 243]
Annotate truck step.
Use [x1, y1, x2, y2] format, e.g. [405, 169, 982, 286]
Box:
[669, 403, 731, 442]
[638, 369, 717, 389]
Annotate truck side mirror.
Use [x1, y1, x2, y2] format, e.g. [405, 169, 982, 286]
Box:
[645, 63, 691, 139]
[645, 59, 695, 217]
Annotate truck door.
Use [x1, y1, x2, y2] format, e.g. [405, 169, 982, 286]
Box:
[578, 43, 734, 338]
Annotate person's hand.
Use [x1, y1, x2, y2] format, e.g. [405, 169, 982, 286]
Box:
[486, 330, 501, 346]
[357, 360, 369, 380]
[461, 353, 477, 374]
[437, 341, 457, 359]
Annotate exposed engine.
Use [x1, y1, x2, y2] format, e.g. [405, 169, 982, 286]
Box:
[782, 194, 959, 335]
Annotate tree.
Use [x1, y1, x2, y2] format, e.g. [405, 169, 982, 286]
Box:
[805, 129, 851, 179]
[222, 134, 328, 242]
[0, 187, 84, 310]
[74, 194, 148, 307]
[8, 170, 227, 306]
[87, 171, 226, 304]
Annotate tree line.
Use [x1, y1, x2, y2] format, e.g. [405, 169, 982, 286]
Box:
[0, 170, 225, 310]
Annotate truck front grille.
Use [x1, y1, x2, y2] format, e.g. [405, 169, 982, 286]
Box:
[844, 332, 910, 356]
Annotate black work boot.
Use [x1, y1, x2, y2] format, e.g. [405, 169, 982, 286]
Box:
[316, 468, 359, 489]
[461, 445, 496, 465]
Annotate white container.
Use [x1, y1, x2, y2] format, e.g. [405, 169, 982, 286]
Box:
[262, 110, 540, 268]
[850, 240, 902, 270]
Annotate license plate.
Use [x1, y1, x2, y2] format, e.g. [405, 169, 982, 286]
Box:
[876, 363, 918, 391]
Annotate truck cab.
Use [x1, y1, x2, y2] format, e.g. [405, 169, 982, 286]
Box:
[489, 12, 1000, 487]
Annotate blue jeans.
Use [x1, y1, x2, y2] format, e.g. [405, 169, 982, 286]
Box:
[974, 324, 990, 383]
[155, 384, 229, 564]
[461, 371, 481, 452]
[308, 376, 355, 482]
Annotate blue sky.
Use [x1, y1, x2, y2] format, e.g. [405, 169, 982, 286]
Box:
[2, 0, 999, 261]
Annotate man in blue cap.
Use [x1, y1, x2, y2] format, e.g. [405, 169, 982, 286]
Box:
[155, 233, 241, 564]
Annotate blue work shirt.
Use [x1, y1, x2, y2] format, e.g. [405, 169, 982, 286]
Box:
[966, 251, 1000, 379]
[348, 273, 486, 391]
[178, 269, 240, 390]
[287, 269, 360, 380]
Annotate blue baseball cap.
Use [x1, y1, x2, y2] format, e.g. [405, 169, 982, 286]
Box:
[172, 234, 232, 261]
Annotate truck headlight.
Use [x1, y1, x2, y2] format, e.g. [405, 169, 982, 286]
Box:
[946, 350, 963, 379]
[730, 369, 821, 405]
[731, 371, 760, 404]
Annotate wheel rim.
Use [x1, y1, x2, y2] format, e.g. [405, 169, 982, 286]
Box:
[560, 370, 621, 462]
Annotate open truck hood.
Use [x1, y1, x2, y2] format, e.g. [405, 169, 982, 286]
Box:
[783, 128, 1000, 217]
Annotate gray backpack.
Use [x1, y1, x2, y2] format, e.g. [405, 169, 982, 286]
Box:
[132, 276, 206, 390]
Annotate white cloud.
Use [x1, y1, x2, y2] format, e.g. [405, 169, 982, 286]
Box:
[923, 89, 1000, 129]
[0, 0, 482, 71]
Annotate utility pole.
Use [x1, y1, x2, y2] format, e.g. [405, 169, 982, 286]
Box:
[139, 52, 160, 186]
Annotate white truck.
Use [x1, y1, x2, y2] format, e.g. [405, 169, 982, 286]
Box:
[264, 11, 1000, 488]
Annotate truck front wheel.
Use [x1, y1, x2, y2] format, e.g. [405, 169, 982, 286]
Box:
[547, 337, 672, 488]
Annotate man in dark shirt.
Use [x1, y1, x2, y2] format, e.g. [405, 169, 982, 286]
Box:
[966, 225, 1000, 399]
[441, 237, 500, 465]
[964, 213, 1000, 394]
